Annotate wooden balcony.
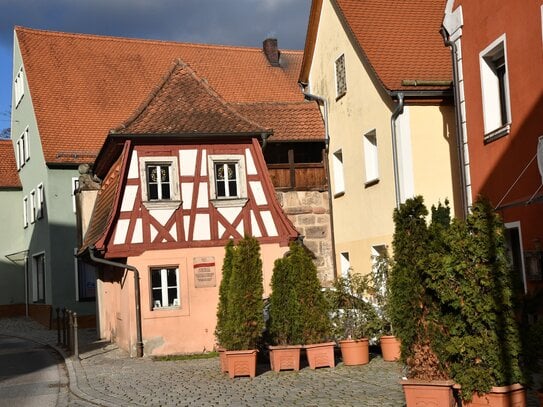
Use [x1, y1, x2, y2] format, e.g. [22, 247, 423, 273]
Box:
[267, 163, 327, 191]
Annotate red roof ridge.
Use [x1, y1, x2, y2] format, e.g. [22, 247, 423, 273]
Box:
[15, 26, 303, 54]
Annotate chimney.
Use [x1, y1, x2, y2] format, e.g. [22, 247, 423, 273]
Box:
[263, 38, 280, 67]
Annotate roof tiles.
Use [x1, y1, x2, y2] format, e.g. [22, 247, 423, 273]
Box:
[0, 140, 22, 189]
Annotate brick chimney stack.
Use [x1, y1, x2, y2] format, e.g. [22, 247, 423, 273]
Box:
[263, 38, 280, 67]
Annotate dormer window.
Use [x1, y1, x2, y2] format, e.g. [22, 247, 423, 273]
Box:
[139, 156, 181, 209]
[214, 162, 238, 198]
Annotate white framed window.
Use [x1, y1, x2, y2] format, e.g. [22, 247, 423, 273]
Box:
[332, 149, 345, 196]
[14, 66, 24, 107]
[208, 154, 247, 207]
[16, 127, 29, 170]
[139, 156, 181, 209]
[480, 35, 511, 141]
[30, 189, 36, 223]
[335, 54, 347, 98]
[71, 177, 79, 213]
[32, 252, 46, 303]
[36, 183, 44, 219]
[23, 196, 28, 228]
[151, 266, 180, 309]
[74, 248, 96, 301]
[340, 252, 350, 278]
[363, 130, 379, 184]
[504, 222, 527, 293]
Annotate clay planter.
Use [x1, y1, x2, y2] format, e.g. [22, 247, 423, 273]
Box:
[461, 384, 526, 407]
[304, 342, 336, 369]
[380, 335, 401, 361]
[338, 338, 369, 366]
[225, 349, 258, 378]
[268, 345, 302, 372]
[217, 347, 228, 373]
[400, 379, 456, 407]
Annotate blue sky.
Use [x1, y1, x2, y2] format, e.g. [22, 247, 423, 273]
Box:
[0, 0, 311, 133]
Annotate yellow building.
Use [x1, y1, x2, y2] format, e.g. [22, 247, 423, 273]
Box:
[299, 0, 463, 277]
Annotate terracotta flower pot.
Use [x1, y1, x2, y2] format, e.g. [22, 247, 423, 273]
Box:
[339, 338, 369, 366]
[268, 345, 302, 372]
[380, 335, 401, 361]
[400, 379, 456, 407]
[461, 384, 526, 407]
[304, 341, 336, 369]
[225, 349, 258, 378]
[217, 346, 228, 373]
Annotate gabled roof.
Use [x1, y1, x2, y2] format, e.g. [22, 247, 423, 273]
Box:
[16, 27, 321, 165]
[299, 0, 452, 93]
[111, 60, 269, 136]
[0, 140, 22, 189]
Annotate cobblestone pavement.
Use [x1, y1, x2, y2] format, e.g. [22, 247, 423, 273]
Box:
[0, 317, 540, 406]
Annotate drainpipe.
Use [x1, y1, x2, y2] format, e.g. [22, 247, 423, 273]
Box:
[89, 245, 144, 357]
[390, 92, 404, 209]
[440, 26, 468, 218]
[300, 87, 338, 279]
[260, 133, 269, 150]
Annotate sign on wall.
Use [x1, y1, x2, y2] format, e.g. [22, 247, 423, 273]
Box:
[193, 257, 216, 288]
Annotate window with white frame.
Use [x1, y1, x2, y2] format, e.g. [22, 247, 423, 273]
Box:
[340, 252, 350, 278]
[32, 253, 46, 303]
[335, 54, 346, 98]
[363, 130, 379, 184]
[208, 154, 247, 207]
[23, 196, 28, 228]
[151, 267, 180, 309]
[480, 35, 511, 141]
[15, 128, 29, 170]
[37, 183, 44, 219]
[14, 67, 24, 107]
[332, 149, 345, 196]
[139, 156, 181, 209]
[30, 189, 36, 223]
[71, 177, 79, 213]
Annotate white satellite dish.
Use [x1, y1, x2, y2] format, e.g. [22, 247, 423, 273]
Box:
[538, 136, 543, 184]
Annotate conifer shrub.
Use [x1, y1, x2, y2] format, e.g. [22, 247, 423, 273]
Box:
[220, 236, 264, 351]
[215, 239, 235, 347]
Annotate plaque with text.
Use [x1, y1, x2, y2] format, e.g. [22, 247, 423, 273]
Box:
[193, 257, 216, 288]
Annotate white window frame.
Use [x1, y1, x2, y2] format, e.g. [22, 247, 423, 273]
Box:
[504, 222, 527, 293]
[23, 196, 28, 228]
[479, 34, 511, 141]
[332, 149, 345, 197]
[339, 252, 350, 278]
[139, 156, 181, 210]
[71, 177, 79, 213]
[363, 129, 379, 185]
[150, 266, 180, 310]
[335, 53, 347, 99]
[32, 252, 46, 303]
[14, 66, 24, 108]
[30, 189, 36, 224]
[208, 154, 248, 208]
[16, 127, 29, 170]
[37, 183, 44, 219]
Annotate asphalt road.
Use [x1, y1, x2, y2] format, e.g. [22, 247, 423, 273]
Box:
[0, 335, 69, 406]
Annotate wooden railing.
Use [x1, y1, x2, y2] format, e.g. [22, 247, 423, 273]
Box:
[267, 163, 327, 191]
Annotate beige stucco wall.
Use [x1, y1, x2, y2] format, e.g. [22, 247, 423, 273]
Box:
[99, 243, 288, 356]
[307, 0, 458, 277]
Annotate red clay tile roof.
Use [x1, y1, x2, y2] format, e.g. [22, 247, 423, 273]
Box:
[300, 0, 452, 92]
[112, 60, 269, 136]
[16, 27, 321, 165]
[235, 102, 325, 141]
[0, 140, 22, 189]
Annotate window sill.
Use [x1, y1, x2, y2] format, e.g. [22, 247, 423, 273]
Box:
[142, 200, 182, 210]
[364, 178, 379, 188]
[484, 123, 510, 144]
[210, 197, 248, 208]
[335, 92, 346, 101]
[334, 191, 345, 199]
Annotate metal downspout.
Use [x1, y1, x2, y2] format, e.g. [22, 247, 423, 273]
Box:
[301, 89, 338, 279]
[440, 26, 468, 219]
[390, 92, 404, 209]
[89, 246, 144, 357]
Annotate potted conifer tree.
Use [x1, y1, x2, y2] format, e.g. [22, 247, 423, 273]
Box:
[389, 197, 455, 406]
[221, 236, 264, 378]
[215, 239, 235, 373]
[288, 243, 334, 369]
[329, 273, 380, 366]
[267, 252, 303, 372]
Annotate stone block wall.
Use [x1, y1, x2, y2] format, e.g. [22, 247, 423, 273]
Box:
[276, 191, 335, 285]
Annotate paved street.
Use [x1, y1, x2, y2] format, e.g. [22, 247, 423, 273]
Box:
[0, 317, 540, 406]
